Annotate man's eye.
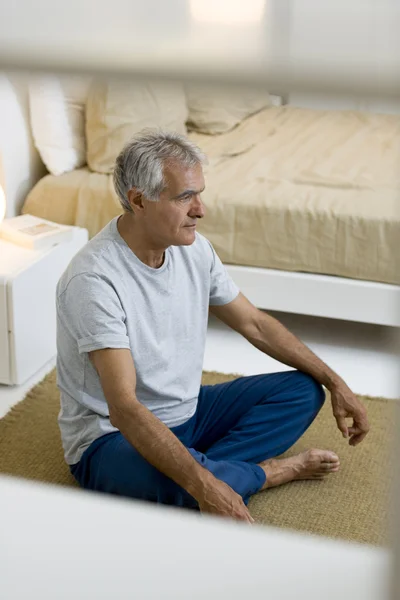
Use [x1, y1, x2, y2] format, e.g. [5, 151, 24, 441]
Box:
[182, 195, 192, 202]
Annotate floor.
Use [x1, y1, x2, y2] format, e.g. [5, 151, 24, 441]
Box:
[0, 356, 56, 419]
[0, 310, 399, 419]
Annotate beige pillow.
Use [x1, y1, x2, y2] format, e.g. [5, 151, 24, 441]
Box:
[186, 84, 271, 135]
[86, 80, 188, 173]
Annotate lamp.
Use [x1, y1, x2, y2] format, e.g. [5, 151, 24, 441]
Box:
[0, 155, 6, 224]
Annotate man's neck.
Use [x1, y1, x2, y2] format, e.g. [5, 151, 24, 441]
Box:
[117, 213, 166, 269]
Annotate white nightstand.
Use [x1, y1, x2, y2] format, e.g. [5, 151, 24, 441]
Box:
[0, 226, 88, 385]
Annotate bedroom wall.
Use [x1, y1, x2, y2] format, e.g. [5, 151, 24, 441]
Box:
[286, 92, 400, 114]
[0, 72, 46, 218]
[285, 0, 399, 114]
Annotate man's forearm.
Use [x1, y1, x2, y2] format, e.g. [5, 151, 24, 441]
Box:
[248, 312, 344, 389]
[111, 399, 214, 499]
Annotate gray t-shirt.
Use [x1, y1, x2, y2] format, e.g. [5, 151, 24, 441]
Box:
[56, 217, 239, 465]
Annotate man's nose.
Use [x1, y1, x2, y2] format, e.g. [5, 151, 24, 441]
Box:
[190, 194, 205, 218]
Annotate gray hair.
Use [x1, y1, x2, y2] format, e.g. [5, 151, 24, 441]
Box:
[113, 129, 207, 212]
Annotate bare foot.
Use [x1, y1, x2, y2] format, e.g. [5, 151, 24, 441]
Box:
[259, 449, 340, 491]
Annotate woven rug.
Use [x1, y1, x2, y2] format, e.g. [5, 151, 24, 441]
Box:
[0, 369, 395, 546]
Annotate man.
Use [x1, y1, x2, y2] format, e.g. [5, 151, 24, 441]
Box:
[57, 130, 369, 523]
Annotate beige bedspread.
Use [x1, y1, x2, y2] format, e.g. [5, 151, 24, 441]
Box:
[23, 106, 400, 284]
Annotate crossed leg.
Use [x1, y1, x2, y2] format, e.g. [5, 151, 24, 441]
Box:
[70, 371, 340, 507]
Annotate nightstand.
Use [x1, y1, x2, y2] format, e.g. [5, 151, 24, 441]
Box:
[0, 226, 88, 385]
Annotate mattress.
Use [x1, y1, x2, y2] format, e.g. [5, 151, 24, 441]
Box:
[22, 168, 121, 240]
[23, 106, 400, 285]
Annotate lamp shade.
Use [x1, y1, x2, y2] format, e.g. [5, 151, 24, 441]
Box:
[0, 155, 5, 223]
[0, 184, 5, 224]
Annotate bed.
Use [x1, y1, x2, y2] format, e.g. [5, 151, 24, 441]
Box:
[22, 104, 400, 326]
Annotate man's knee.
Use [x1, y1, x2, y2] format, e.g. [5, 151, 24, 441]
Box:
[294, 371, 325, 414]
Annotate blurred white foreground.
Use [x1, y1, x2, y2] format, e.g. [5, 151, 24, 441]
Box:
[0, 0, 399, 96]
[0, 475, 391, 600]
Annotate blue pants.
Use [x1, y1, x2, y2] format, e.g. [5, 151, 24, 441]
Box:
[70, 371, 325, 507]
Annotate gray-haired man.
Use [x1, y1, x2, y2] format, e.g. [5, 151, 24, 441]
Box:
[56, 130, 369, 522]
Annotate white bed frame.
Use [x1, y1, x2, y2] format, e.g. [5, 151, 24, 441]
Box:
[227, 265, 400, 328]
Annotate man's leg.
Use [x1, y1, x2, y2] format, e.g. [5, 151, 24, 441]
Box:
[192, 370, 339, 493]
[69, 428, 264, 508]
[70, 430, 197, 508]
[70, 371, 337, 507]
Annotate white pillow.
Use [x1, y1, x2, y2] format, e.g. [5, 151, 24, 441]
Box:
[29, 75, 91, 176]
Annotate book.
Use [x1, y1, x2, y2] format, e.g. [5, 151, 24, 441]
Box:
[0, 214, 74, 250]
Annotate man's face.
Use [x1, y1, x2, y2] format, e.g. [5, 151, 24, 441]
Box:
[142, 161, 206, 247]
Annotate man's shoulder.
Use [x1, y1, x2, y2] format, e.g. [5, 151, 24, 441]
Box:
[57, 230, 119, 297]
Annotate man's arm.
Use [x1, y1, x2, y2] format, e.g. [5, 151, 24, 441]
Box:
[89, 347, 254, 523]
[210, 293, 370, 445]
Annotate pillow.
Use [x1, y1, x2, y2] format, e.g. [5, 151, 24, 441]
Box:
[29, 75, 91, 176]
[185, 84, 271, 134]
[86, 80, 188, 174]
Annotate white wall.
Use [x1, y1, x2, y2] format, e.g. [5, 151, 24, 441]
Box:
[286, 92, 400, 114]
[283, 1, 400, 113]
[287, 0, 399, 99]
[0, 72, 46, 218]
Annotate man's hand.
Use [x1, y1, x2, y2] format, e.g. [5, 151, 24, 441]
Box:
[330, 382, 370, 446]
[196, 478, 255, 524]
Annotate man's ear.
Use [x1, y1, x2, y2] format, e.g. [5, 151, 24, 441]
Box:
[127, 188, 145, 214]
